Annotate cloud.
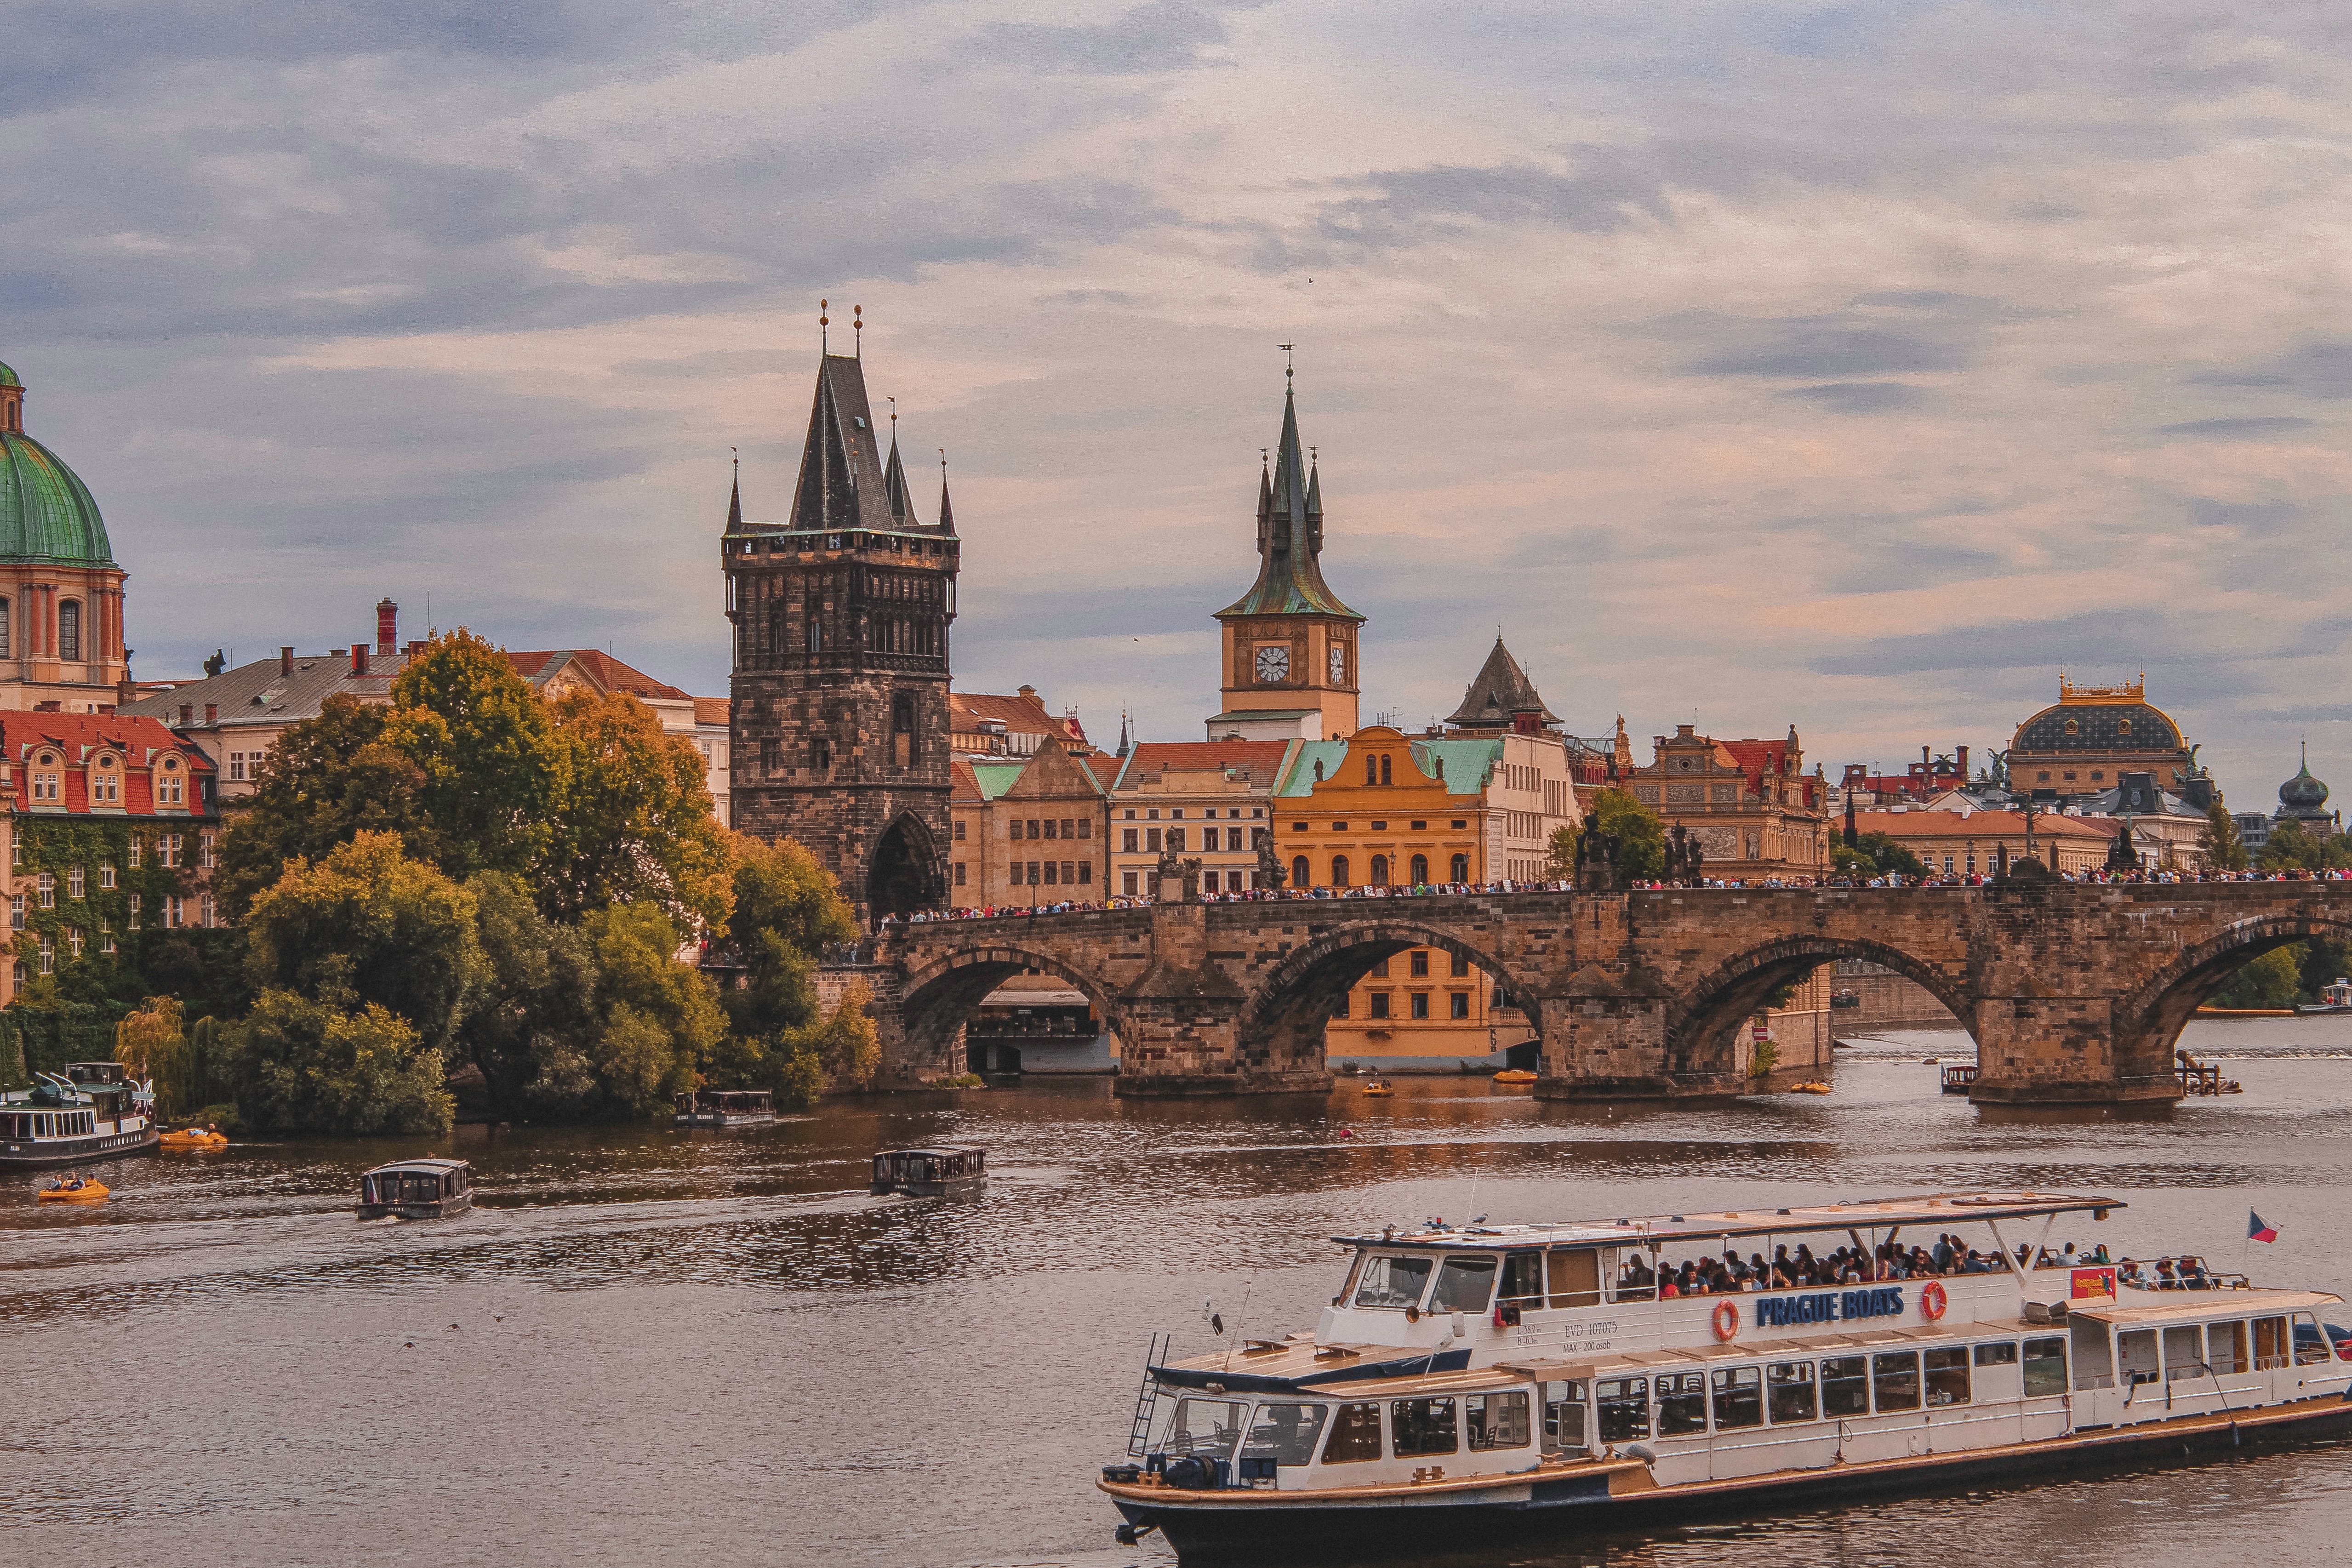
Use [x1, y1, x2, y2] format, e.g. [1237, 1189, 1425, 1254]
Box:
[2189, 341, 2352, 401]
[2156, 416, 2314, 438]
[970, 0, 1234, 75]
[1773, 381, 1930, 414]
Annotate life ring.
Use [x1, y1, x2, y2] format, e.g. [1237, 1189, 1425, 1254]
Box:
[1712, 1300, 1740, 1341]
[1919, 1280, 1948, 1322]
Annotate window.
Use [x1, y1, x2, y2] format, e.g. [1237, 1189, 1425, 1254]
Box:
[67, 867, 83, 900]
[2090, 771, 2104, 782]
[1596, 1378, 1649, 1443]
[1390, 1397, 1457, 1457]
[159, 759, 185, 806]
[1410, 853, 1429, 884]
[1872, 1351, 1921, 1412]
[953, 820, 966, 842]
[37, 934, 53, 975]
[1165, 1398, 1247, 1461]
[1078, 820, 1092, 840]
[8, 895, 21, 929]
[8, 838, 16, 867]
[1973, 1342, 2019, 1367]
[2023, 1337, 2069, 1394]
[0, 597, 7, 655]
[1023, 862, 1039, 885]
[1369, 992, 1390, 1018]
[2254, 1317, 2290, 1371]
[1766, 1362, 1816, 1423]
[1122, 828, 1137, 852]
[229, 753, 246, 782]
[1821, 1356, 1869, 1417]
[1466, 1392, 1530, 1450]
[1410, 992, 1430, 1019]
[1290, 855, 1309, 887]
[1450, 853, 1470, 882]
[1712, 1366, 1764, 1430]
[2207, 1322, 2249, 1375]
[1366, 754, 1378, 786]
[953, 863, 966, 887]
[58, 599, 80, 661]
[66, 927, 82, 959]
[1410, 950, 1430, 977]
[128, 894, 141, 929]
[200, 894, 215, 928]
[1924, 1347, 1970, 1406]
[162, 834, 183, 867]
[1656, 1371, 1707, 1435]
[1428, 1255, 1497, 1312]
[2064, 719, 2079, 735]
[1145, 828, 1160, 852]
[1497, 1251, 1545, 1309]
[37, 872, 54, 909]
[1241, 1403, 1330, 1467]
[1450, 992, 1470, 1019]
[1320, 1403, 1384, 1464]
[100, 921, 114, 956]
[2118, 718, 2132, 735]
[1380, 754, 1392, 786]
[1542, 1380, 1587, 1453]
[1353, 1254, 1433, 1309]
[1122, 872, 1137, 895]
[167, 895, 184, 928]
[1040, 819, 1056, 840]
[1330, 855, 1349, 886]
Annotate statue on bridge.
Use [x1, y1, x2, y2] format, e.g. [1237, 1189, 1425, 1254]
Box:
[1576, 826, 1623, 891]
[1257, 836, 1288, 891]
[1662, 824, 1707, 888]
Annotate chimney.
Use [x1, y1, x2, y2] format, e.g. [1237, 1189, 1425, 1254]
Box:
[352, 643, 370, 676]
[1956, 745, 1969, 779]
[1922, 745, 1931, 766]
[178, 703, 193, 727]
[204, 703, 217, 724]
[376, 597, 398, 656]
[280, 647, 294, 676]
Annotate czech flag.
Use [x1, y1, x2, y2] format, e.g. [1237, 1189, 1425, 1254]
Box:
[2249, 1211, 2278, 1244]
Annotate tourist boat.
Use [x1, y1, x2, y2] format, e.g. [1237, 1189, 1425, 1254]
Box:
[673, 1088, 777, 1128]
[869, 1146, 986, 1197]
[1939, 1062, 1979, 1094]
[1099, 1191, 2352, 1559]
[158, 1127, 229, 1150]
[36, 1176, 108, 1203]
[1492, 1070, 1538, 1086]
[357, 1158, 473, 1220]
[0, 1062, 159, 1169]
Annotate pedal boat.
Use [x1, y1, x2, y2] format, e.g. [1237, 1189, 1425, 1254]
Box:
[158, 1128, 228, 1150]
[38, 1178, 108, 1203]
[1099, 1190, 2352, 1560]
[1360, 1080, 1394, 1097]
[1492, 1070, 1538, 1086]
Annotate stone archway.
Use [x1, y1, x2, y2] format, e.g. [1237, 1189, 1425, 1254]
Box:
[1660, 933, 1976, 1085]
[2115, 913, 2352, 1082]
[897, 943, 1127, 1078]
[867, 812, 942, 925]
[1240, 917, 1536, 1079]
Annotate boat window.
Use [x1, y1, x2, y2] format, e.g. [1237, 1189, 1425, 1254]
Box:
[1541, 1381, 1587, 1452]
[2024, 1335, 2070, 1397]
[1547, 1247, 1601, 1308]
[1821, 1356, 1869, 1417]
[1353, 1254, 1434, 1309]
[1872, 1351, 1922, 1413]
[1711, 1366, 1763, 1430]
[1320, 1402, 1384, 1464]
[2163, 1325, 2204, 1382]
[1391, 1397, 1459, 1457]
[1923, 1347, 1970, 1406]
[1498, 1251, 1544, 1308]
[1428, 1255, 1498, 1314]
[1466, 1391, 1530, 1450]
[2116, 1329, 2159, 1387]
[2253, 1317, 2289, 1371]
[1165, 1398, 1248, 1460]
[1240, 1403, 1329, 1465]
[1595, 1377, 1649, 1443]
[1765, 1362, 1816, 1424]
[1655, 1371, 1707, 1436]
[2293, 1314, 2334, 1366]
[1337, 1250, 1367, 1304]
[2208, 1321, 2250, 1375]
[1972, 1342, 2018, 1366]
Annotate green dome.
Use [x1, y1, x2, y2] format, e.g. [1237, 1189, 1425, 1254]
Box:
[0, 362, 20, 389]
[0, 375, 114, 566]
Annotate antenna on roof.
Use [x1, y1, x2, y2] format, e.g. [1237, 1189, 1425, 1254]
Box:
[820, 299, 828, 353]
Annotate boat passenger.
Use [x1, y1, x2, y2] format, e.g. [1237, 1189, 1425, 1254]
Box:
[1964, 1249, 1990, 1273]
[2155, 1258, 2180, 1289]
[2181, 1256, 2211, 1289]
[1931, 1235, 1956, 1273]
[2090, 1243, 2113, 1265]
[2058, 1241, 2081, 1267]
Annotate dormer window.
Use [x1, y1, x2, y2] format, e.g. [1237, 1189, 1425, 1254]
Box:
[2117, 719, 2132, 736]
[92, 753, 119, 804]
[158, 756, 184, 806]
[31, 750, 59, 803]
[2064, 720, 2079, 736]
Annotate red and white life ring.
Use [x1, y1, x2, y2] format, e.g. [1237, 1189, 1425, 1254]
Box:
[1712, 1300, 1741, 1341]
[1919, 1280, 1949, 1322]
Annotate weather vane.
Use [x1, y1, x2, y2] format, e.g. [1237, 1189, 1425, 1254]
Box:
[1278, 341, 1295, 379]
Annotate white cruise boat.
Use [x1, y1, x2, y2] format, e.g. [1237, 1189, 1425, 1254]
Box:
[1099, 1191, 2352, 1559]
[0, 1062, 159, 1169]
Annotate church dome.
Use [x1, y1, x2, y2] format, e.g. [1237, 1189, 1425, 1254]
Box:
[2280, 752, 2329, 811]
[0, 361, 116, 566]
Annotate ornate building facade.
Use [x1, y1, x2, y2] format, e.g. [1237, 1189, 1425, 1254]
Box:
[724, 345, 959, 924]
[1624, 723, 1829, 879]
[2009, 676, 2198, 801]
[1207, 374, 1364, 741]
[0, 360, 133, 713]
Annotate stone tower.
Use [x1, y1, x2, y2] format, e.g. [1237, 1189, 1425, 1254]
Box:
[1207, 370, 1364, 741]
[724, 342, 959, 925]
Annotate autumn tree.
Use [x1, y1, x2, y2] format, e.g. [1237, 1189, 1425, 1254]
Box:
[217, 696, 443, 918]
[389, 629, 565, 880]
[538, 687, 732, 928]
[2200, 802, 2249, 872]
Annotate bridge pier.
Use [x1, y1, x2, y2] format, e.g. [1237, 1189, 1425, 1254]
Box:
[1113, 901, 1331, 1096]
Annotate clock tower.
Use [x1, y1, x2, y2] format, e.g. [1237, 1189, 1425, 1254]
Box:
[1207, 372, 1364, 741]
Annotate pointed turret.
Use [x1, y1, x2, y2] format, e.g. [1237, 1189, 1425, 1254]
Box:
[1216, 375, 1362, 622]
[1443, 636, 1560, 733]
[884, 428, 913, 524]
[785, 354, 896, 534]
[937, 461, 957, 534]
[724, 468, 742, 532]
[1117, 711, 1131, 757]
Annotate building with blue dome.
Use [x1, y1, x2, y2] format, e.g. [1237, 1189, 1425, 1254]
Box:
[0, 360, 132, 712]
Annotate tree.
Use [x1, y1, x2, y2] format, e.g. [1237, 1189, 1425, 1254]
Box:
[389, 628, 563, 881]
[538, 688, 732, 928]
[217, 695, 444, 918]
[2209, 946, 2301, 1010]
[226, 986, 454, 1135]
[1854, 832, 1928, 879]
[242, 831, 485, 1050]
[1576, 789, 1666, 881]
[582, 902, 728, 1117]
[1831, 844, 1878, 878]
[1545, 825, 1578, 879]
[2201, 802, 2249, 871]
[709, 833, 860, 1101]
[458, 871, 601, 1118]
[114, 997, 188, 1117]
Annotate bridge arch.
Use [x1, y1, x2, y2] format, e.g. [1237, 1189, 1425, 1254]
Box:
[2116, 912, 2352, 1078]
[1661, 934, 1976, 1080]
[898, 942, 1127, 1076]
[1241, 916, 1539, 1077]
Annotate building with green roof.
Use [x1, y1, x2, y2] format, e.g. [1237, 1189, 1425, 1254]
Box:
[0, 360, 132, 714]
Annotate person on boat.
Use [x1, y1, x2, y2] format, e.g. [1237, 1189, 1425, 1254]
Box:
[2058, 1241, 2081, 1267]
[1964, 1249, 1991, 1273]
[2090, 1243, 2112, 1265]
[2155, 1258, 2180, 1289]
[1931, 1234, 1956, 1273]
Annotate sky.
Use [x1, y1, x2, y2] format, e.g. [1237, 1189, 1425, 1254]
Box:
[5, 0, 2348, 809]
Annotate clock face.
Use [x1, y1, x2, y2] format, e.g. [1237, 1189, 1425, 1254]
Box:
[1328, 644, 1347, 685]
[1255, 644, 1290, 683]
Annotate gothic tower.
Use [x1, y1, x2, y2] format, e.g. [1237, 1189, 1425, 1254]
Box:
[724, 339, 958, 924]
[1208, 369, 1364, 741]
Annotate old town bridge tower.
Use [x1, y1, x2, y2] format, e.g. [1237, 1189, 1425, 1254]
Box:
[724, 338, 958, 924]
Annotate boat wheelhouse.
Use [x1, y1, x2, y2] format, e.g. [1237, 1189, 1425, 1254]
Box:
[0, 1062, 159, 1169]
[1100, 1191, 2352, 1558]
[869, 1146, 985, 1197]
[357, 1158, 472, 1220]
[674, 1089, 776, 1128]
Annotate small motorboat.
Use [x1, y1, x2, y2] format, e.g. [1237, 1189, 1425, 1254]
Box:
[37, 1177, 108, 1203]
[870, 1146, 986, 1197]
[158, 1127, 228, 1150]
[358, 1158, 472, 1220]
[1491, 1069, 1538, 1086]
[1360, 1079, 1395, 1097]
[1789, 1081, 1832, 1095]
[674, 1088, 776, 1128]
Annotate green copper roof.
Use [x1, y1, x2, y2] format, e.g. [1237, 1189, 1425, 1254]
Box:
[1216, 382, 1363, 623]
[0, 432, 113, 565]
[0, 362, 19, 389]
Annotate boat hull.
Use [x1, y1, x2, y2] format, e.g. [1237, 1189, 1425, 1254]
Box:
[674, 1112, 777, 1128]
[1109, 1393, 2352, 1562]
[871, 1175, 986, 1197]
[0, 1125, 159, 1170]
[356, 1193, 473, 1220]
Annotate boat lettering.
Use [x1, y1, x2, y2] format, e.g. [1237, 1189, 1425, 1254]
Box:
[1560, 1319, 1617, 1339]
[1753, 1287, 1904, 1328]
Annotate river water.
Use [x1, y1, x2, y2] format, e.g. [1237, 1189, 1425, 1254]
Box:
[8, 1015, 2352, 1566]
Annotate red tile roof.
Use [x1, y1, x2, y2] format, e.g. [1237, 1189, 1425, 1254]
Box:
[507, 650, 691, 702]
[949, 690, 1084, 744]
[2, 713, 214, 820]
[693, 696, 729, 726]
[949, 758, 984, 805]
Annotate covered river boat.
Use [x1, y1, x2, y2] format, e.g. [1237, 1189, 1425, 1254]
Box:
[1099, 1191, 2352, 1559]
[870, 1146, 985, 1197]
[1, 1062, 159, 1169]
[357, 1158, 473, 1220]
[674, 1089, 776, 1128]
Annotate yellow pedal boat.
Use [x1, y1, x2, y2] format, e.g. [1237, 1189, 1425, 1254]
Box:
[158, 1128, 228, 1150]
[1491, 1069, 1538, 1085]
[1360, 1079, 1394, 1097]
[1790, 1081, 1833, 1095]
[38, 1179, 108, 1203]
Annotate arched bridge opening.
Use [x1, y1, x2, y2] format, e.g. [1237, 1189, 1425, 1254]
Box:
[2118, 915, 2352, 1083]
[1662, 935, 1977, 1087]
[897, 946, 1126, 1079]
[1240, 919, 1539, 1080]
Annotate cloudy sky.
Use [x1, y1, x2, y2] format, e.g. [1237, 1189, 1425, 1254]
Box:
[7, 1, 2347, 806]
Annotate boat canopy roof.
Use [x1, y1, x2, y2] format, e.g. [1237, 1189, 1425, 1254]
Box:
[1332, 1191, 2123, 1251]
[2069, 1289, 2344, 1325]
[361, 1157, 469, 1177]
[877, 1146, 983, 1158]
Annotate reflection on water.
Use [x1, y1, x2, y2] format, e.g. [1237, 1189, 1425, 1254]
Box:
[7, 1024, 2352, 1567]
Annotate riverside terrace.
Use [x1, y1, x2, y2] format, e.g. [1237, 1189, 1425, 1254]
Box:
[817, 879, 2352, 1103]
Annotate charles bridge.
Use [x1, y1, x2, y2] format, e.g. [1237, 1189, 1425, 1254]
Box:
[821, 880, 2352, 1105]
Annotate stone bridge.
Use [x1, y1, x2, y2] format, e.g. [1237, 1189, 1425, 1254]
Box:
[831, 882, 2352, 1104]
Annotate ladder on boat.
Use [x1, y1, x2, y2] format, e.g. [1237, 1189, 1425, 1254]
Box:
[1127, 1334, 1169, 1456]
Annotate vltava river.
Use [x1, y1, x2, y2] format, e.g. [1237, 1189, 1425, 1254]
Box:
[7, 1015, 2352, 1567]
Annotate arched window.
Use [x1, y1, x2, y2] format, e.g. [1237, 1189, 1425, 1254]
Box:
[1450, 853, 1470, 883]
[1369, 854, 1389, 886]
[1365, 753, 1378, 785]
[1290, 855, 1310, 888]
[1330, 855, 1350, 886]
[2117, 718, 2133, 736]
[1410, 853, 1429, 884]
[2063, 719, 2078, 735]
[767, 602, 788, 656]
[57, 600, 80, 662]
[1380, 754, 1392, 786]
[0, 597, 10, 656]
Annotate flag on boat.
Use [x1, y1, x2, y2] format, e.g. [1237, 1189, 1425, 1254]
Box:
[2249, 1211, 2278, 1243]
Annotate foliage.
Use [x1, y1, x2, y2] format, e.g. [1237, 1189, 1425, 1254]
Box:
[114, 996, 188, 1116]
[242, 832, 485, 1050]
[538, 688, 732, 928]
[1544, 825, 1577, 879]
[186, 1016, 224, 1111]
[130, 927, 255, 1024]
[12, 815, 196, 995]
[458, 871, 600, 1118]
[389, 628, 564, 882]
[1853, 832, 1928, 879]
[580, 902, 728, 1117]
[707, 833, 861, 1104]
[2256, 821, 2352, 874]
[2198, 804, 2249, 872]
[1831, 844, 1877, 878]
[800, 981, 881, 1093]
[1576, 790, 1666, 882]
[1748, 1038, 1780, 1078]
[225, 985, 453, 1135]
[2208, 946, 2302, 1010]
[217, 695, 444, 918]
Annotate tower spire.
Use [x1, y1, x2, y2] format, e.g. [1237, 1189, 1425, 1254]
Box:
[937, 450, 956, 533]
[725, 446, 742, 532]
[883, 396, 911, 523]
